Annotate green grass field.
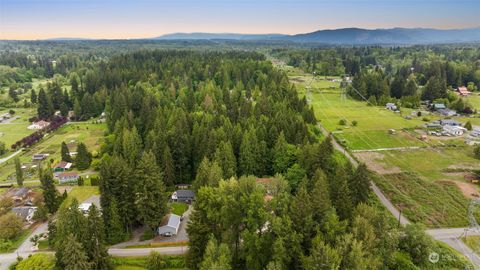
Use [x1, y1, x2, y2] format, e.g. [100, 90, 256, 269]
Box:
[0, 122, 106, 182]
[374, 173, 470, 228]
[0, 108, 36, 148]
[291, 74, 437, 150]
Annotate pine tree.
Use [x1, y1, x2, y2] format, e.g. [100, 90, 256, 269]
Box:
[135, 151, 168, 230]
[122, 127, 142, 167]
[162, 145, 175, 186]
[329, 166, 352, 220]
[106, 198, 126, 244]
[273, 132, 296, 174]
[39, 167, 59, 213]
[193, 157, 223, 191]
[199, 236, 232, 270]
[76, 142, 92, 170]
[30, 89, 37, 104]
[214, 141, 237, 179]
[61, 141, 72, 162]
[38, 88, 54, 119]
[349, 164, 371, 205]
[310, 169, 331, 224]
[14, 157, 23, 186]
[85, 204, 110, 270]
[60, 234, 91, 270]
[302, 235, 341, 270]
[239, 128, 261, 176]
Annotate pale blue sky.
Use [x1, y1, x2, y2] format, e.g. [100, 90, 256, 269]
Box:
[1, 0, 479, 39]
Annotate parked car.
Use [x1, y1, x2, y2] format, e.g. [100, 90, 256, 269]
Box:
[162, 232, 172, 237]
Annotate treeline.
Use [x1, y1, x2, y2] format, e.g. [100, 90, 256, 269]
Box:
[272, 46, 480, 108]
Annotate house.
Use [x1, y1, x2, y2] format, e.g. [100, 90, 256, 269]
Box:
[175, 183, 191, 190]
[171, 190, 195, 203]
[157, 214, 181, 236]
[12, 207, 37, 223]
[27, 120, 50, 130]
[432, 103, 446, 110]
[79, 203, 92, 214]
[32, 154, 48, 161]
[438, 119, 462, 127]
[12, 187, 31, 204]
[385, 103, 397, 111]
[471, 127, 480, 138]
[57, 172, 79, 184]
[456, 86, 471, 96]
[53, 161, 72, 172]
[443, 125, 466, 136]
[438, 109, 457, 117]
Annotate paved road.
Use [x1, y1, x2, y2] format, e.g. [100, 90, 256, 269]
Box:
[0, 149, 22, 165]
[108, 246, 188, 257]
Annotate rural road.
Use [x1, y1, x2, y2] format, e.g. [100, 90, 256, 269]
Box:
[318, 124, 480, 268]
[0, 149, 22, 165]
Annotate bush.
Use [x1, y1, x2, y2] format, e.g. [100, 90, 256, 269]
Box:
[422, 117, 430, 122]
[417, 111, 422, 117]
[77, 176, 84, 186]
[146, 251, 166, 270]
[0, 213, 23, 240]
[338, 119, 347, 125]
[15, 254, 55, 270]
[351, 120, 358, 127]
[474, 145, 480, 160]
[465, 121, 473, 131]
[90, 177, 99, 186]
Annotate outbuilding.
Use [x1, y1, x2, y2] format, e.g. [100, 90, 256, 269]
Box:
[157, 214, 181, 236]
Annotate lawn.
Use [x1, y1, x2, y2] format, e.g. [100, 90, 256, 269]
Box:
[0, 108, 36, 148]
[111, 255, 186, 270]
[463, 236, 480, 255]
[64, 186, 99, 204]
[464, 94, 480, 110]
[374, 172, 471, 228]
[171, 202, 188, 216]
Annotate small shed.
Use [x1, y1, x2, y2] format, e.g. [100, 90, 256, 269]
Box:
[157, 214, 181, 236]
[54, 161, 72, 173]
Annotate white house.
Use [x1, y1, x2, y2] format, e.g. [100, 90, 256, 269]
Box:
[386, 103, 397, 111]
[443, 125, 467, 136]
[28, 120, 50, 130]
[57, 172, 78, 184]
[79, 203, 92, 214]
[157, 214, 181, 236]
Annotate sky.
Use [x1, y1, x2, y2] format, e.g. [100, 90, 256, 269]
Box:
[1, 0, 479, 40]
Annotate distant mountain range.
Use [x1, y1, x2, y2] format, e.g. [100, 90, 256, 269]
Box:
[154, 27, 480, 44]
[38, 27, 480, 44]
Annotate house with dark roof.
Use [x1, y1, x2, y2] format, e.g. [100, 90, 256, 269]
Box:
[12, 207, 37, 223]
[439, 119, 462, 127]
[171, 190, 195, 203]
[433, 103, 446, 110]
[32, 154, 48, 161]
[157, 214, 181, 236]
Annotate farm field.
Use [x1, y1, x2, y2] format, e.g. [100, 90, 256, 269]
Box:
[291, 73, 440, 150]
[0, 108, 36, 148]
[0, 122, 106, 182]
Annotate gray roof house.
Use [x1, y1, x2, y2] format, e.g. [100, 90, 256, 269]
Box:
[157, 214, 181, 236]
[439, 119, 462, 127]
[171, 190, 195, 203]
[12, 207, 37, 223]
[433, 103, 446, 110]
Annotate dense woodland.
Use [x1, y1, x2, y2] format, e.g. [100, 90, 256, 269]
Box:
[0, 43, 476, 269]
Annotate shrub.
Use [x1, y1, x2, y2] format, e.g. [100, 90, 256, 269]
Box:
[0, 212, 23, 240]
[465, 121, 472, 131]
[140, 229, 155, 241]
[77, 176, 84, 186]
[351, 120, 358, 127]
[146, 251, 166, 270]
[338, 119, 347, 125]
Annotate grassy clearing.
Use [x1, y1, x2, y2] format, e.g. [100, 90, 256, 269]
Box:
[379, 147, 479, 182]
[0, 108, 36, 148]
[463, 236, 480, 255]
[374, 173, 470, 228]
[0, 122, 106, 182]
[38, 239, 50, 250]
[171, 202, 188, 216]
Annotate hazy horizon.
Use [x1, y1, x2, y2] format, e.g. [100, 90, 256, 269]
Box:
[1, 0, 480, 40]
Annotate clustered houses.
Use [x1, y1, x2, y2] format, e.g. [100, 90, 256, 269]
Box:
[5, 187, 38, 223]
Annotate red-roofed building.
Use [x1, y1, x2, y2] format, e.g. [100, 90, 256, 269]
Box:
[456, 86, 471, 96]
